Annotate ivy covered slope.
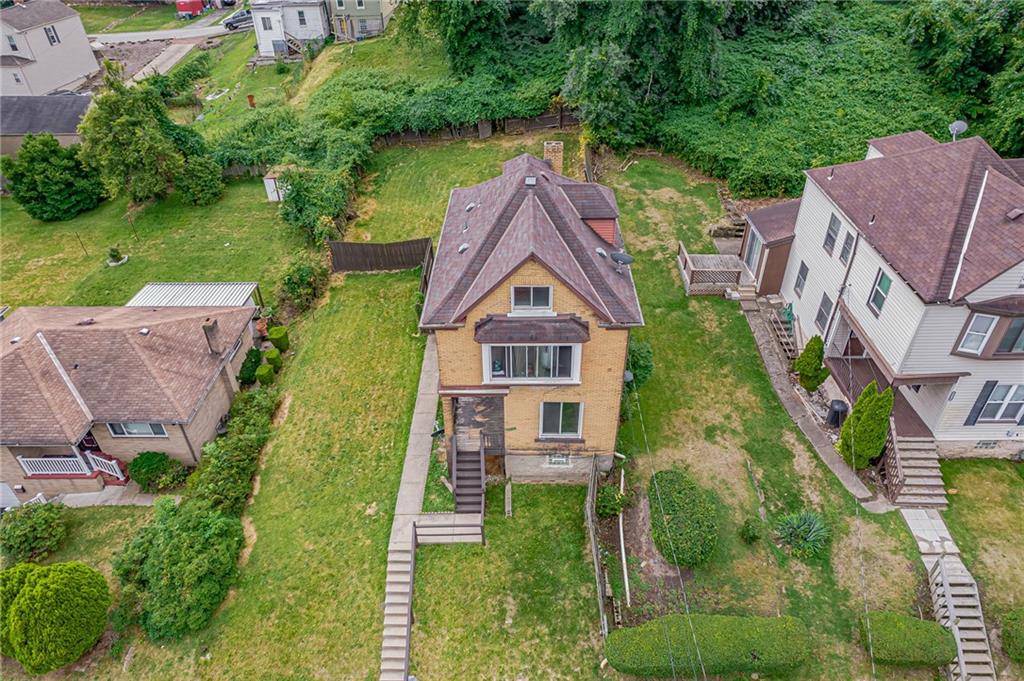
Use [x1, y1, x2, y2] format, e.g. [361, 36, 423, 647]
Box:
[659, 1, 952, 196]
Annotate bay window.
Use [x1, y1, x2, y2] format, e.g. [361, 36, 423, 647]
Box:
[487, 344, 578, 382]
[996, 318, 1024, 354]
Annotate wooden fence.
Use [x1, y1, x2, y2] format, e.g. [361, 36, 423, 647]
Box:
[328, 237, 434, 293]
[378, 107, 580, 147]
[585, 456, 610, 640]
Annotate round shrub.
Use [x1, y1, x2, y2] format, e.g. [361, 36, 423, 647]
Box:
[775, 511, 831, 559]
[7, 561, 111, 674]
[792, 335, 830, 392]
[175, 154, 225, 206]
[605, 613, 811, 676]
[128, 452, 175, 493]
[1003, 608, 1024, 663]
[237, 346, 263, 386]
[267, 325, 290, 352]
[265, 347, 282, 372]
[596, 485, 628, 518]
[648, 469, 719, 568]
[255, 364, 275, 386]
[862, 611, 956, 667]
[739, 517, 762, 544]
[0, 562, 40, 656]
[0, 501, 67, 563]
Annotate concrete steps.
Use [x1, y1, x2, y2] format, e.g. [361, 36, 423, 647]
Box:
[893, 437, 947, 509]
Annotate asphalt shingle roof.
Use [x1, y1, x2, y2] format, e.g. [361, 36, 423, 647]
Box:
[746, 199, 801, 246]
[0, 0, 78, 31]
[0, 95, 90, 136]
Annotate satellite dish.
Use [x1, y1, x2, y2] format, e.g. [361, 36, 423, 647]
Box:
[949, 120, 968, 141]
[610, 251, 634, 273]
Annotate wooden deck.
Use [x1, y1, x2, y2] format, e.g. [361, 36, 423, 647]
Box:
[825, 356, 933, 438]
[677, 241, 754, 296]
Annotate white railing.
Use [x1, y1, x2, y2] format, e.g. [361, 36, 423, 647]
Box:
[87, 452, 124, 480]
[17, 455, 89, 476]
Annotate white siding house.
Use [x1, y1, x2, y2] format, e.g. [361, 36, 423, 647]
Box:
[0, 0, 98, 96]
[252, 0, 329, 58]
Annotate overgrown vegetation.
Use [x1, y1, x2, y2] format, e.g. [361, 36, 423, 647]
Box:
[596, 485, 628, 518]
[839, 380, 894, 470]
[648, 469, 719, 568]
[0, 134, 104, 222]
[605, 613, 812, 677]
[862, 611, 956, 668]
[126, 452, 187, 494]
[278, 256, 329, 314]
[1004, 608, 1024, 663]
[237, 347, 264, 386]
[0, 502, 67, 564]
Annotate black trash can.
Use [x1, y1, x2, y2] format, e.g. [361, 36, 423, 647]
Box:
[827, 400, 849, 427]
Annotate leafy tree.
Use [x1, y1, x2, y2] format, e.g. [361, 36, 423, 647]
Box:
[0, 134, 103, 221]
[176, 155, 225, 206]
[792, 335, 830, 392]
[78, 62, 185, 202]
[398, 0, 511, 74]
[0, 501, 67, 564]
[839, 380, 894, 470]
[982, 35, 1024, 157]
[6, 561, 111, 674]
[279, 168, 353, 243]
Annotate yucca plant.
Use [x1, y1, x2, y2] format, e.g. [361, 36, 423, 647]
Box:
[775, 511, 830, 559]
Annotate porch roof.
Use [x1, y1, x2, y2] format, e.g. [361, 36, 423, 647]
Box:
[473, 314, 590, 344]
[746, 198, 800, 246]
[825, 355, 934, 438]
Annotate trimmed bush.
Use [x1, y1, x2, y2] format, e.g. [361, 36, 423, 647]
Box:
[605, 613, 811, 676]
[792, 335, 830, 392]
[7, 561, 111, 674]
[839, 380, 894, 469]
[596, 486, 628, 518]
[1004, 608, 1024, 663]
[775, 511, 830, 559]
[268, 325, 290, 352]
[265, 347, 282, 372]
[113, 498, 242, 641]
[625, 337, 654, 392]
[175, 154, 225, 206]
[255, 364, 275, 386]
[127, 451, 184, 493]
[739, 517, 762, 544]
[0, 562, 39, 656]
[862, 611, 956, 667]
[0, 502, 67, 563]
[648, 469, 719, 568]
[237, 347, 263, 386]
[0, 134, 104, 222]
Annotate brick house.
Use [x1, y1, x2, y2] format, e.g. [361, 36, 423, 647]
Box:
[0, 305, 256, 500]
[420, 153, 643, 489]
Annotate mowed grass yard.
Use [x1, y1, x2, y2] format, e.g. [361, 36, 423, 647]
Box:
[0, 179, 305, 309]
[604, 155, 926, 680]
[71, 3, 197, 33]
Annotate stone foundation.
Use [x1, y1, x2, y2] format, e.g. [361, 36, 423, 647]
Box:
[505, 452, 612, 482]
[936, 439, 1023, 460]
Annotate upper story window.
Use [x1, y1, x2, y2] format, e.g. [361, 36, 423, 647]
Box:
[868, 269, 891, 314]
[823, 214, 840, 255]
[356, 0, 365, 8]
[957, 313, 997, 354]
[839, 232, 854, 265]
[794, 261, 808, 298]
[297, 10, 306, 25]
[815, 292, 833, 331]
[979, 383, 1024, 422]
[43, 25, 60, 45]
[5, 34, 17, 51]
[996, 318, 1024, 355]
[487, 344, 578, 382]
[261, 16, 272, 30]
[336, 0, 344, 8]
[12, 72, 21, 83]
[511, 285, 551, 314]
[108, 422, 167, 437]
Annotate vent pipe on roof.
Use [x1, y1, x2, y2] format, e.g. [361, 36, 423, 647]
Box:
[827, 168, 835, 181]
[458, 243, 469, 254]
[1008, 208, 1023, 221]
[869, 214, 876, 225]
[76, 318, 95, 326]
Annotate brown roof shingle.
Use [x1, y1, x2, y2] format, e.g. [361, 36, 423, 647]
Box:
[0, 306, 254, 446]
[746, 198, 801, 246]
[867, 131, 939, 157]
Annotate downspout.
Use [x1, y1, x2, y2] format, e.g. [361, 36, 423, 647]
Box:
[823, 232, 860, 349]
[180, 425, 199, 464]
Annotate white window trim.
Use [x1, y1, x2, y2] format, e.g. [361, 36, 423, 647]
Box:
[815, 293, 833, 331]
[868, 268, 891, 314]
[509, 285, 554, 316]
[957, 313, 997, 355]
[838, 232, 854, 265]
[336, 0, 344, 8]
[107, 422, 168, 438]
[539, 402, 584, 439]
[482, 343, 582, 384]
[794, 261, 808, 298]
[355, 0, 364, 8]
[979, 383, 1023, 422]
[546, 453, 571, 467]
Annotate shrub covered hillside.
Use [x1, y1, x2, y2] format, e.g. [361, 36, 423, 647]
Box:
[659, 2, 952, 196]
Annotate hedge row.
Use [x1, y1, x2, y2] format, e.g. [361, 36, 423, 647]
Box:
[648, 469, 719, 568]
[605, 613, 811, 676]
[862, 611, 956, 668]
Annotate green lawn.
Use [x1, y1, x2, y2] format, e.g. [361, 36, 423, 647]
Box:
[43, 506, 153, 582]
[72, 3, 199, 33]
[412, 485, 602, 679]
[605, 155, 925, 679]
[0, 180, 305, 309]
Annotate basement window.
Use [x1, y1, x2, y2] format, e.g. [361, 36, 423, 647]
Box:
[974, 441, 997, 450]
[546, 453, 571, 467]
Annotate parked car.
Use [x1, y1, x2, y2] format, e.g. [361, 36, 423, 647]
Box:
[222, 0, 236, 5]
[224, 9, 252, 30]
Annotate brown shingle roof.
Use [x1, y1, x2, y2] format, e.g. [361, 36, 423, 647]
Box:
[806, 136, 1024, 303]
[746, 198, 801, 246]
[420, 154, 642, 328]
[474, 314, 590, 344]
[867, 131, 939, 157]
[0, 306, 254, 446]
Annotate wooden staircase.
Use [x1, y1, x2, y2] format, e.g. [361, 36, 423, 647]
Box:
[767, 307, 798, 361]
[379, 535, 415, 681]
[453, 446, 485, 514]
[283, 31, 303, 55]
[927, 554, 996, 681]
[890, 437, 947, 509]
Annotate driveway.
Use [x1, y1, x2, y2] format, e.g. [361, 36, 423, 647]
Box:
[90, 24, 246, 44]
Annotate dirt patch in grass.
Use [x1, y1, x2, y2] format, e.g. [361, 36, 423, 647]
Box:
[647, 439, 754, 516]
[832, 516, 919, 612]
[784, 430, 828, 510]
[728, 550, 786, 615]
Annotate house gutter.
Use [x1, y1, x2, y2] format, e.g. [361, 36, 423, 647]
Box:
[180, 425, 198, 464]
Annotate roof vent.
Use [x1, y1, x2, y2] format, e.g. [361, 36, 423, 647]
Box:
[139, 327, 150, 336]
[827, 168, 835, 181]
[1008, 208, 1024, 221]
[595, 247, 608, 258]
[525, 176, 537, 187]
[76, 318, 95, 326]
[457, 243, 469, 254]
[465, 203, 476, 212]
[462, 222, 469, 233]
[9, 336, 21, 344]
[869, 214, 876, 225]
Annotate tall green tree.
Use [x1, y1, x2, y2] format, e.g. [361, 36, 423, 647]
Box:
[397, 0, 511, 74]
[839, 380, 894, 470]
[0, 134, 103, 222]
[78, 62, 185, 203]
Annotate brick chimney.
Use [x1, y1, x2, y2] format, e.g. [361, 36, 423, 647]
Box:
[543, 141, 564, 176]
[202, 318, 222, 354]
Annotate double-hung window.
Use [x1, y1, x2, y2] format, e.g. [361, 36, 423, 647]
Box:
[815, 292, 833, 331]
[5, 34, 17, 51]
[43, 25, 60, 45]
[839, 233, 854, 265]
[336, 0, 344, 8]
[868, 269, 891, 314]
[996, 318, 1024, 355]
[979, 384, 1024, 421]
[260, 16, 272, 30]
[511, 285, 551, 313]
[108, 422, 167, 437]
[958, 314, 997, 354]
[540, 402, 582, 438]
[297, 10, 306, 25]
[794, 261, 808, 298]
[488, 344, 576, 381]
[356, 0, 365, 8]
[823, 214, 840, 255]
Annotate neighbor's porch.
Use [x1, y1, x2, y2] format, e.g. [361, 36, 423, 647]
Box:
[4, 433, 128, 498]
[676, 241, 754, 296]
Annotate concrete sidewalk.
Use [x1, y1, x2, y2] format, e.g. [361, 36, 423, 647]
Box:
[58, 481, 163, 508]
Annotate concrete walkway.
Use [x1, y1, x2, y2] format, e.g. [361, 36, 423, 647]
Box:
[58, 481, 161, 507]
[91, 24, 239, 44]
[129, 42, 197, 83]
[743, 305, 883, 508]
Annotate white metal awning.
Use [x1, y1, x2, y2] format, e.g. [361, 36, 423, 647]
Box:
[125, 282, 261, 308]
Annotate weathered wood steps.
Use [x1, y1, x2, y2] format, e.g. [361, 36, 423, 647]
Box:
[926, 554, 996, 681]
[893, 438, 946, 509]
